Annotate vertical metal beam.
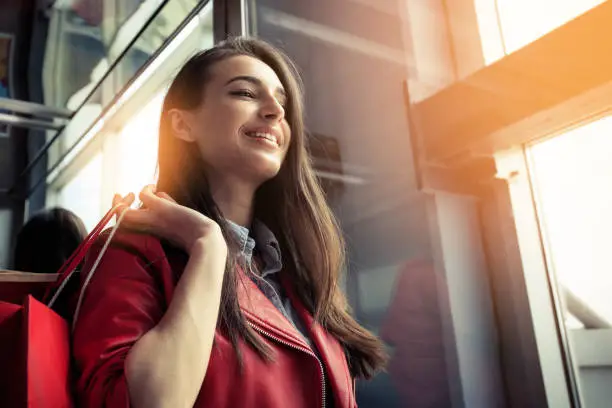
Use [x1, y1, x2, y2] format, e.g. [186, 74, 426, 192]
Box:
[480, 179, 551, 408]
[494, 148, 577, 408]
[213, 0, 247, 42]
[213, 0, 227, 42]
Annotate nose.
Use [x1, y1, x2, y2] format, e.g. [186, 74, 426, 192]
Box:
[259, 95, 285, 122]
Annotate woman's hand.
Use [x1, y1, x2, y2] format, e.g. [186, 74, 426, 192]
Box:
[112, 185, 227, 256]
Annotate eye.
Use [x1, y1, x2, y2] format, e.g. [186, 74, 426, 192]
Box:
[231, 89, 256, 99]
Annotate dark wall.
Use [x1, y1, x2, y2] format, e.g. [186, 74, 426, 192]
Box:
[0, 0, 48, 266]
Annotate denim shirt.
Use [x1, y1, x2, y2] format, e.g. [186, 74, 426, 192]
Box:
[227, 220, 314, 348]
[228, 220, 336, 408]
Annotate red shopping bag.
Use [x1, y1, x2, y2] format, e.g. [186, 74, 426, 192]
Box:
[0, 205, 127, 407]
[0, 272, 57, 305]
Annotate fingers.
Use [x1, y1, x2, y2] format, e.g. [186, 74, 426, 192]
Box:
[155, 191, 176, 203]
[139, 185, 160, 209]
[121, 208, 153, 228]
[113, 193, 135, 212]
[113, 192, 135, 205]
[123, 192, 135, 205]
[113, 186, 173, 217]
[139, 185, 176, 208]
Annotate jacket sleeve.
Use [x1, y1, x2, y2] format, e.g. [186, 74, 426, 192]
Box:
[72, 236, 169, 408]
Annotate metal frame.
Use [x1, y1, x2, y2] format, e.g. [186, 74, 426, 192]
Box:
[0, 98, 70, 120]
[213, 0, 247, 42]
[16, 0, 219, 198]
[0, 113, 65, 131]
[0, 97, 70, 133]
[42, 1, 216, 196]
[12, 0, 173, 195]
[479, 178, 551, 408]
[494, 148, 578, 408]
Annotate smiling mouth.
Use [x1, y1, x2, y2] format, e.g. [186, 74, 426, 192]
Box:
[244, 131, 279, 147]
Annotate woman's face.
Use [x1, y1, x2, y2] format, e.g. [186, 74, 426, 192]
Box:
[174, 55, 292, 188]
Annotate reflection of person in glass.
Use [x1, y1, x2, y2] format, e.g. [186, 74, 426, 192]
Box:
[381, 259, 451, 407]
[72, 38, 386, 408]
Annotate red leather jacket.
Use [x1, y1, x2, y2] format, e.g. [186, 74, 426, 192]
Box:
[72, 230, 356, 408]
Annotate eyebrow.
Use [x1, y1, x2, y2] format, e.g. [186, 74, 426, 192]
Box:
[225, 75, 286, 98]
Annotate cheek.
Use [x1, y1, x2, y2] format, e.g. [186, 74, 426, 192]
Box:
[194, 109, 240, 145]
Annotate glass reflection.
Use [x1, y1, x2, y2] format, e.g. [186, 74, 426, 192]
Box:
[44, 0, 204, 175]
[251, 1, 445, 406]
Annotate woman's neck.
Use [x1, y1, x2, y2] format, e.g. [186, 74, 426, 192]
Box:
[210, 178, 256, 227]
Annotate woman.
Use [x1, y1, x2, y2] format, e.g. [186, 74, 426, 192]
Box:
[72, 37, 386, 408]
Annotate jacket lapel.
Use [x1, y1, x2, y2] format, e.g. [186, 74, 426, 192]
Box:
[281, 275, 353, 408]
[236, 267, 311, 350]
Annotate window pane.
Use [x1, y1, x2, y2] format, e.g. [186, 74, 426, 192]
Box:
[529, 115, 612, 407]
[56, 152, 103, 232]
[43, 0, 201, 109]
[475, 0, 605, 62]
[43, 0, 206, 178]
[115, 91, 164, 197]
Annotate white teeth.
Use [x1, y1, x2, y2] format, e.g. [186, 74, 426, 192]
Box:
[247, 131, 277, 144]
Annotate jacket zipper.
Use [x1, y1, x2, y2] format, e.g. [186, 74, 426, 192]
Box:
[247, 321, 326, 408]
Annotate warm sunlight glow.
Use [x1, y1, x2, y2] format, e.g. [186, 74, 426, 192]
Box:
[529, 115, 612, 323]
[115, 91, 165, 198]
[475, 0, 605, 62]
[57, 153, 103, 232]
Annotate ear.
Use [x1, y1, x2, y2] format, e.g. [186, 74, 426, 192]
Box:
[168, 108, 196, 142]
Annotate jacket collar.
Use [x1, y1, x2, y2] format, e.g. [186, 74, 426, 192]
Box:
[236, 266, 310, 350]
[237, 267, 352, 407]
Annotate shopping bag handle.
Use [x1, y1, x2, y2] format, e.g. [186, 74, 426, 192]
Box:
[45, 203, 127, 307]
[71, 208, 129, 328]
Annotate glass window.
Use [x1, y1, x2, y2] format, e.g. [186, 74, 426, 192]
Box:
[43, 0, 200, 109]
[55, 152, 103, 232]
[44, 1, 213, 209]
[114, 90, 164, 197]
[474, 0, 605, 62]
[528, 115, 612, 407]
[42, 0, 205, 174]
[46, 2, 214, 231]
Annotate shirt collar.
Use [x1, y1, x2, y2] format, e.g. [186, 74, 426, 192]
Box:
[227, 220, 282, 277]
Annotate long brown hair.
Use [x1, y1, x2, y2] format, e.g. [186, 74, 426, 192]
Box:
[157, 37, 386, 379]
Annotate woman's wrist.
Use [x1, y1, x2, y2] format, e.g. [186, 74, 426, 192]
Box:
[185, 221, 223, 252]
[183, 236, 227, 288]
[188, 226, 228, 259]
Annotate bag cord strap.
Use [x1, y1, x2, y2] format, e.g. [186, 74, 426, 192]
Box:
[71, 208, 129, 330]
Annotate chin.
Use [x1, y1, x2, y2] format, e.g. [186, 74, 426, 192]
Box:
[247, 160, 283, 184]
